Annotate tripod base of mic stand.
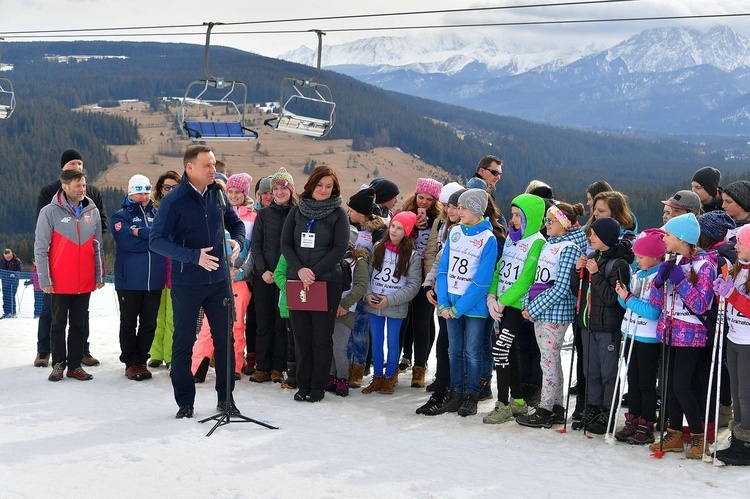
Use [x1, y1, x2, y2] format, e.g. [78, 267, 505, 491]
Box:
[199, 409, 279, 436]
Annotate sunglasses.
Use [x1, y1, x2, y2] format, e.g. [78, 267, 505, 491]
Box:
[485, 168, 502, 177]
[133, 185, 151, 192]
[161, 184, 178, 191]
[543, 217, 555, 226]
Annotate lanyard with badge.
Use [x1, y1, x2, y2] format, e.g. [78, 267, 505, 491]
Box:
[301, 219, 316, 248]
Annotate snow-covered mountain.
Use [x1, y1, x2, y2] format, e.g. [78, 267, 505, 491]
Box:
[280, 26, 750, 134]
[280, 33, 596, 76]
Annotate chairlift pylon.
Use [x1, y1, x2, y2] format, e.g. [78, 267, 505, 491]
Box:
[178, 22, 257, 141]
[265, 30, 336, 138]
[0, 39, 16, 120]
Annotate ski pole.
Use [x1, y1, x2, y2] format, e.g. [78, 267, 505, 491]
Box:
[560, 267, 585, 434]
[558, 327, 576, 434]
[702, 297, 721, 459]
[652, 283, 676, 458]
[582, 270, 593, 438]
[709, 296, 727, 464]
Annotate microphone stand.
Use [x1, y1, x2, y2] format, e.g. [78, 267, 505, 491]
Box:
[199, 184, 278, 436]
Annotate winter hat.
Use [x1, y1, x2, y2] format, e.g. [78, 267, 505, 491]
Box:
[590, 217, 621, 248]
[466, 176, 488, 190]
[724, 180, 750, 213]
[370, 177, 400, 204]
[128, 174, 152, 196]
[662, 190, 701, 215]
[528, 185, 554, 200]
[60, 148, 83, 168]
[692, 167, 722, 197]
[458, 188, 488, 218]
[439, 182, 463, 204]
[632, 228, 666, 259]
[256, 176, 272, 196]
[414, 178, 442, 200]
[737, 224, 750, 251]
[390, 210, 417, 237]
[664, 213, 700, 246]
[271, 167, 295, 193]
[448, 188, 468, 207]
[698, 210, 735, 242]
[226, 173, 253, 198]
[348, 187, 375, 216]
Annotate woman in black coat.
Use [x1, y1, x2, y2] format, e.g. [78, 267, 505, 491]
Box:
[281, 165, 349, 402]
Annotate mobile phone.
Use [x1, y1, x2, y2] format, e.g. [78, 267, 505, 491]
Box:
[418, 208, 426, 217]
[371, 294, 382, 304]
[617, 268, 623, 285]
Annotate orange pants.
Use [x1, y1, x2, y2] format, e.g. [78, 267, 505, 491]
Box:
[191, 281, 250, 375]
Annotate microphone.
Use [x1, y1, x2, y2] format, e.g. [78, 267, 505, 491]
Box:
[209, 181, 227, 209]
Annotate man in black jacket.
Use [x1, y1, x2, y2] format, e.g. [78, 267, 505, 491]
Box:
[33, 148, 107, 368]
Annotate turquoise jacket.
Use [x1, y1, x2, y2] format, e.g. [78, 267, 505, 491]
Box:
[437, 217, 498, 318]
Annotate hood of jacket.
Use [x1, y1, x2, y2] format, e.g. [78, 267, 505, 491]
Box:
[597, 238, 635, 265]
[511, 194, 546, 239]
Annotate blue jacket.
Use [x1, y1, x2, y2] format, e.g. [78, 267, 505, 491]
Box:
[112, 197, 167, 291]
[149, 179, 245, 286]
[437, 218, 498, 318]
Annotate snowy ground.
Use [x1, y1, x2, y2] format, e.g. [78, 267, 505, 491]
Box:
[1, 285, 748, 498]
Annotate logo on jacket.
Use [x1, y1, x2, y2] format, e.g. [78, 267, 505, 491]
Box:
[549, 247, 561, 255]
[60, 217, 72, 224]
[470, 238, 485, 249]
[114, 222, 122, 232]
[451, 232, 461, 243]
[519, 243, 528, 252]
[132, 216, 143, 223]
[84, 214, 92, 223]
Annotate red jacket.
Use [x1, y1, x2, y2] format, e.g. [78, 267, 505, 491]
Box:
[34, 190, 104, 294]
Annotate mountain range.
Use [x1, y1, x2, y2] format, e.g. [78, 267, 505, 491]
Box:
[281, 26, 750, 135]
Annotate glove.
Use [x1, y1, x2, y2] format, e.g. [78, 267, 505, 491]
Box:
[653, 262, 670, 289]
[24, 280, 31, 286]
[668, 264, 685, 285]
[713, 275, 735, 298]
[487, 295, 504, 321]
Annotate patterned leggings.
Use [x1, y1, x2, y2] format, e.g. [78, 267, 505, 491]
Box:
[534, 322, 568, 411]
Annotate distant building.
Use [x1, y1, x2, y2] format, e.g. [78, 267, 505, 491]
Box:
[43, 54, 129, 63]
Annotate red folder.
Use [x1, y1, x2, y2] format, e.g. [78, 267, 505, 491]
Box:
[286, 280, 328, 311]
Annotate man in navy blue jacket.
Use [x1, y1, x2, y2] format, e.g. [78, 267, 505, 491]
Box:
[150, 145, 245, 419]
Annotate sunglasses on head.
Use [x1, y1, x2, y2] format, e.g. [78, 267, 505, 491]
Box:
[161, 184, 177, 192]
[485, 168, 502, 177]
[133, 185, 151, 192]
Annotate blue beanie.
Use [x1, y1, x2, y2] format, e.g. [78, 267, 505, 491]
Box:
[664, 213, 700, 245]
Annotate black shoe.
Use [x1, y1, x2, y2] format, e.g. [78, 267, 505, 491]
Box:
[521, 383, 541, 407]
[457, 394, 478, 417]
[307, 389, 325, 403]
[175, 405, 194, 419]
[194, 357, 210, 383]
[586, 409, 611, 435]
[416, 394, 445, 416]
[516, 407, 555, 428]
[435, 390, 465, 414]
[552, 404, 567, 425]
[569, 382, 579, 395]
[478, 379, 493, 402]
[572, 405, 603, 431]
[571, 395, 586, 421]
[621, 391, 629, 407]
[294, 389, 309, 401]
[425, 380, 436, 392]
[216, 400, 241, 415]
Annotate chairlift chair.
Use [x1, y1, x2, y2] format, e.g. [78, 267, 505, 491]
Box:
[265, 30, 336, 138]
[0, 77, 15, 120]
[177, 23, 257, 141]
[0, 40, 15, 120]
